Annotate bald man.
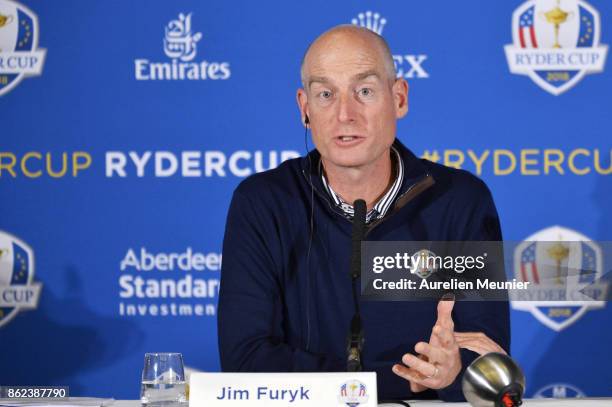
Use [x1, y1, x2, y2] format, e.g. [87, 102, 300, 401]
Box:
[218, 25, 510, 402]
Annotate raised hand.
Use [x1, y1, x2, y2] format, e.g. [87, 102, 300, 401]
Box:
[392, 297, 462, 391]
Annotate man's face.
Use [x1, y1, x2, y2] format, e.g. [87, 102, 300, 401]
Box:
[297, 30, 408, 170]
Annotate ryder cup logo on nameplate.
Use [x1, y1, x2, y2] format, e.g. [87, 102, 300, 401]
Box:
[134, 12, 230, 81]
[350, 11, 429, 79]
[504, 0, 608, 95]
[0, 0, 46, 96]
[512, 226, 606, 331]
[338, 380, 369, 407]
[0, 230, 41, 327]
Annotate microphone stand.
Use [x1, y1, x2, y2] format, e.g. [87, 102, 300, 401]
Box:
[346, 200, 412, 407]
[347, 199, 366, 372]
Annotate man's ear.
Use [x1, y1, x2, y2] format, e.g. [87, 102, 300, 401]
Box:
[393, 78, 409, 119]
[296, 88, 309, 127]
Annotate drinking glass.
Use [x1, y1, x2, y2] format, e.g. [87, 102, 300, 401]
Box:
[140, 353, 187, 406]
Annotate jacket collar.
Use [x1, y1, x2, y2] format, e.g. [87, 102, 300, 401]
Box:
[299, 138, 432, 202]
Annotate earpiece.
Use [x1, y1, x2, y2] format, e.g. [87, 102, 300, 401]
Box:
[304, 114, 310, 125]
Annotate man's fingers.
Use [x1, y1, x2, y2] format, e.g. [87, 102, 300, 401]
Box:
[414, 341, 445, 364]
[456, 340, 507, 356]
[393, 364, 422, 383]
[454, 332, 489, 346]
[433, 325, 455, 348]
[394, 360, 441, 389]
[454, 332, 486, 340]
[456, 341, 505, 356]
[455, 334, 485, 345]
[457, 344, 489, 355]
[436, 297, 455, 329]
[392, 363, 419, 381]
[454, 331, 508, 355]
[402, 353, 438, 378]
[392, 364, 430, 393]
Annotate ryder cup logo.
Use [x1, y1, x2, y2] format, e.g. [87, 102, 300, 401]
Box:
[338, 380, 369, 407]
[0, 0, 46, 96]
[504, 0, 608, 95]
[412, 249, 437, 279]
[0, 230, 41, 328]
[512, 226, 606, 331]
[134, 12, 231, 81]
[351, 11, 429, 79]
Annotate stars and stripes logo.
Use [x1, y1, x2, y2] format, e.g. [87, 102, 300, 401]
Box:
[519, 6, 538, 48]
[520, 243, 540, 283]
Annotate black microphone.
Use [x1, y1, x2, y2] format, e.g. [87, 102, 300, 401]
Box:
[347, 199, 367, 372]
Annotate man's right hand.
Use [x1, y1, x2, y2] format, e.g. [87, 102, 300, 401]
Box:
[393, 297, 461, 393]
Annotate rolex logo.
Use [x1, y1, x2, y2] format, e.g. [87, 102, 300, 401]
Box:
[351, 11, 387, 35]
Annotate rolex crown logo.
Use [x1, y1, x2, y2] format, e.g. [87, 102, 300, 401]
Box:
[351, 11, 387, 35]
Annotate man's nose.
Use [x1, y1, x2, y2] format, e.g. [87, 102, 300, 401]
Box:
[336, 92, 358, 124]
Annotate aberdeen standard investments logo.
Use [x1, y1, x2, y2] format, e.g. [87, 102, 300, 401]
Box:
[504, 0, 608, 95]
[135, 12, 230, 81]
[0, 230, 41, 328]
[0, 0, 46, 96]
[512, 226, 606, 331]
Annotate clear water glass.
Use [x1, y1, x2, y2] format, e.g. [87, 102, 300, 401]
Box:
[140, 352, 187, 406]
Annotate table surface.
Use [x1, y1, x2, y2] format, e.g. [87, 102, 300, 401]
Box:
[112, 397, 612, 407]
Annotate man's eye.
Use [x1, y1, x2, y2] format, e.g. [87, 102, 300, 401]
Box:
[358, 88, 373, 97]
[319, 91, 332, 99]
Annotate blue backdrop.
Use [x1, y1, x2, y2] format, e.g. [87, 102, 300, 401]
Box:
[1, 0, 611, 400]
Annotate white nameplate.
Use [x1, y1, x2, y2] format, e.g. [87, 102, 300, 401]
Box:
[190, 372, 377, 406]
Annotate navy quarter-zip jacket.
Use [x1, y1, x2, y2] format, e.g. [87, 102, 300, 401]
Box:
[218, 139, 510, 401]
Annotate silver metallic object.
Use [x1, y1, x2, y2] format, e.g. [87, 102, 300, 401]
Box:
[462, 352, 525, 407]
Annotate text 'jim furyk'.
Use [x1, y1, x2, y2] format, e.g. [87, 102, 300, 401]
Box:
[216, 386, 310, 402]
